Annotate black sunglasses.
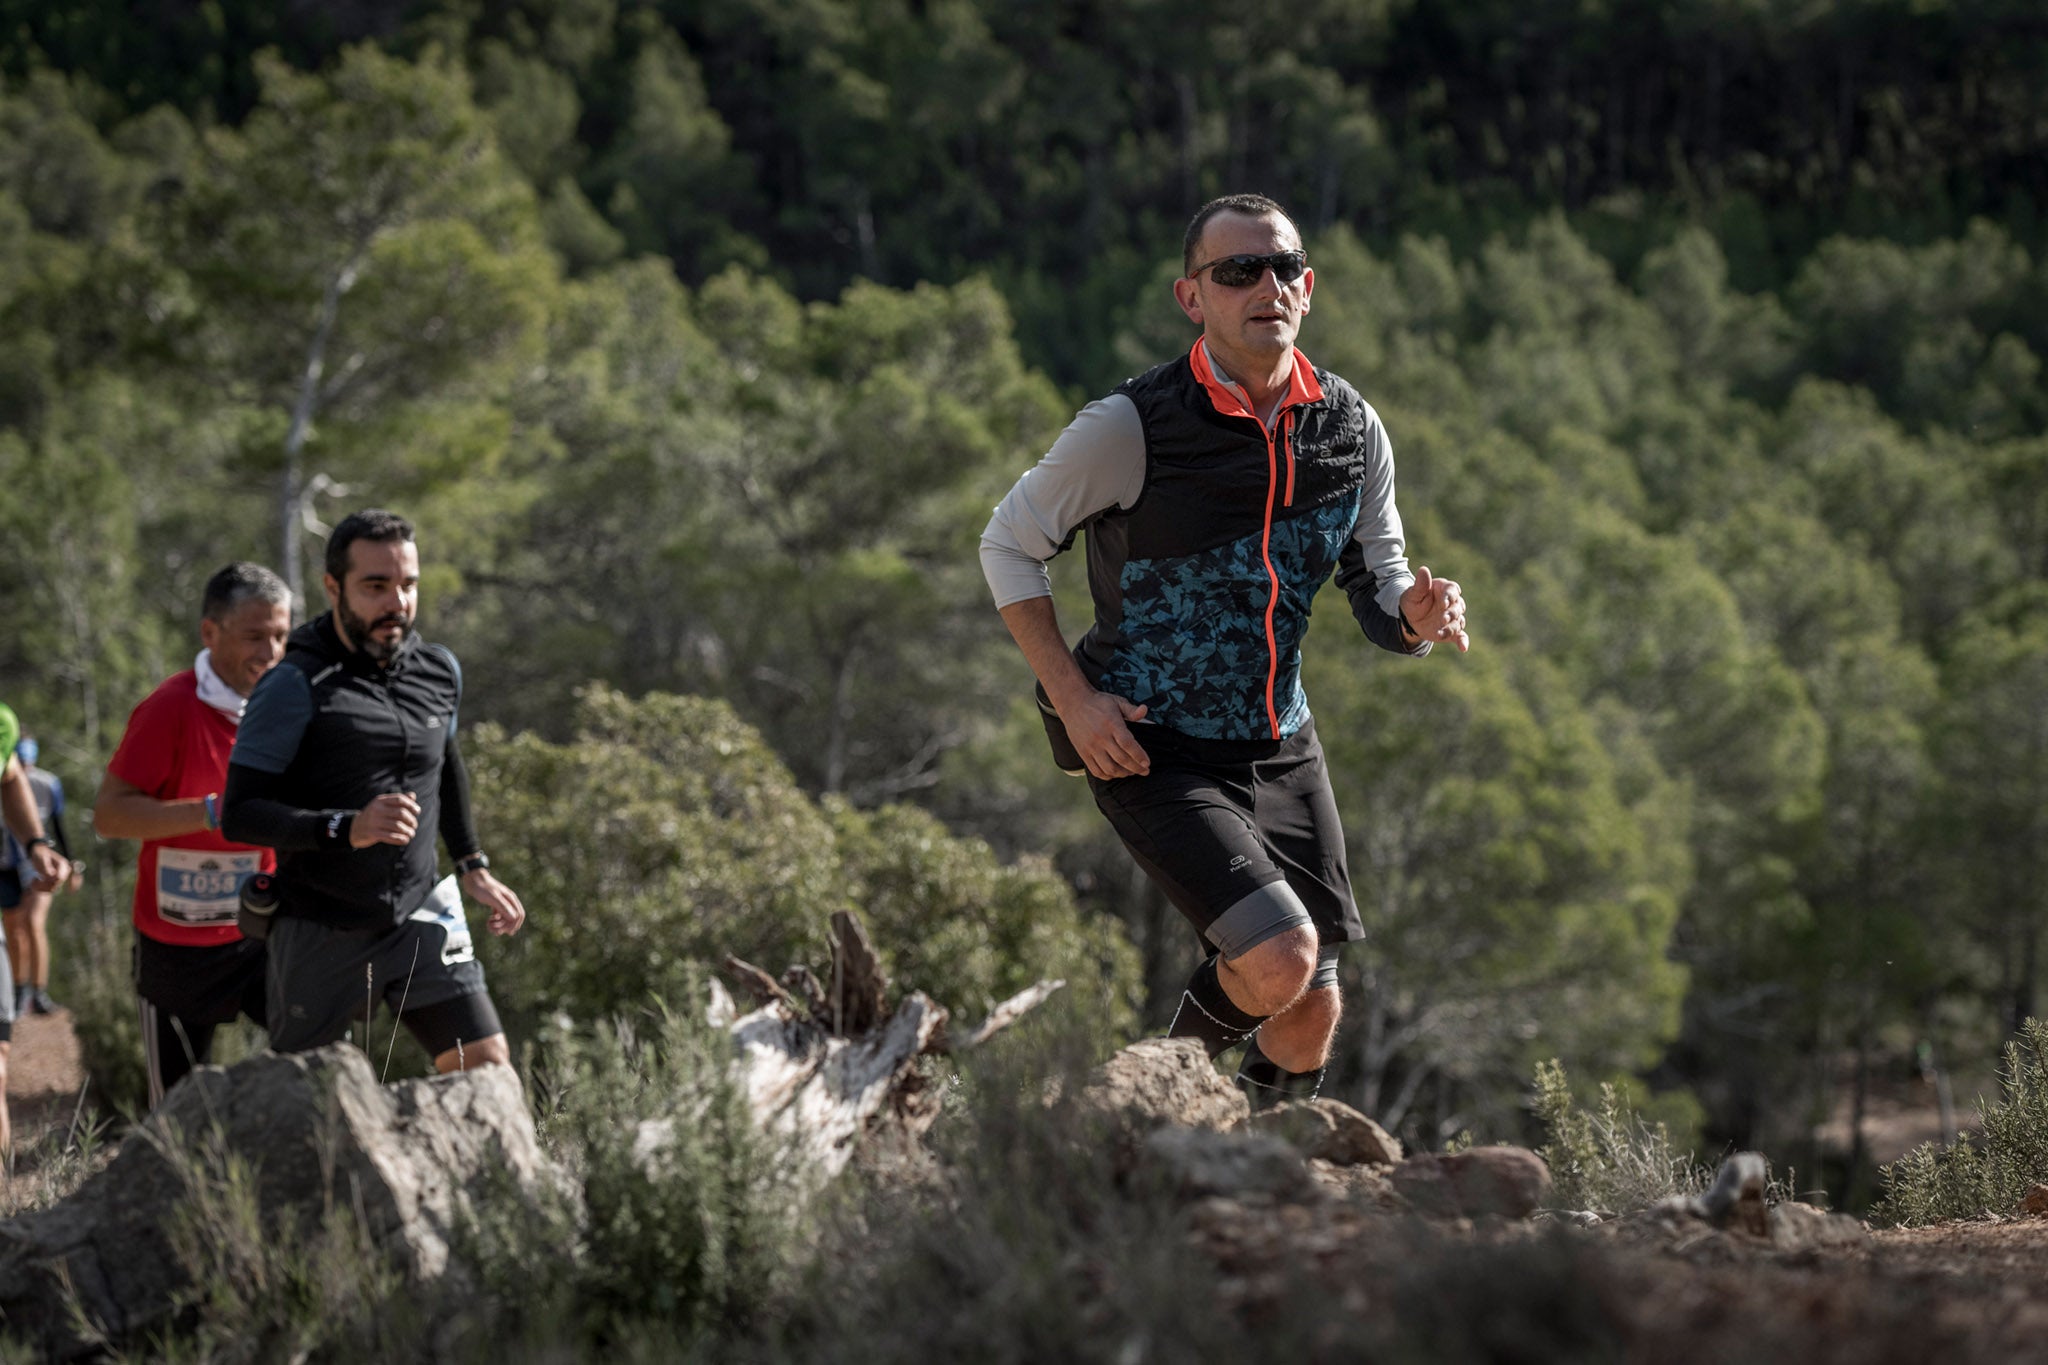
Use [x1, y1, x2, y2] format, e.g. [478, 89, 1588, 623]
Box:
[1186, 249, 1308, 288]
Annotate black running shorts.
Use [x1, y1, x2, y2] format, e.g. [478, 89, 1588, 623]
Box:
[267, 913, 501, 1059]
[1090, 716, 1364, 962]
[135, 932, 269, 1028]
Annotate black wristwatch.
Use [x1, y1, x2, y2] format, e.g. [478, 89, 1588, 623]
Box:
[455, 851, 489, 876]
[25, 836, 55, 852]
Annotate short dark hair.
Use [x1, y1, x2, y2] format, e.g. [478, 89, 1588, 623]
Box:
[1183, 193, 1300, 275]
[201, 562, 290, 623]
[324, 509, 415, 584]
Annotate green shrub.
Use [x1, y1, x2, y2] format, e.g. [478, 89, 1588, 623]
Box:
[151, 1125, 418, 1365]
[1875, 1016, 2048, 1226]
[467, 685, 1141, 1040]
[61, 902, 147, 1121]
[533, 1008, 808, 1340]
[783, 1007, 1255, 1364]
[1533, 1058, 1708, 1213]
[0, 1108, 109, 1217]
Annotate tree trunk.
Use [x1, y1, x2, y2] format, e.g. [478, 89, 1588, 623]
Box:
[2012, 919, 2038, 1040]
[1176, 75, 1200, 214]
[1845, 993, 1874, 1209]
[282, 260, 357, 608]
[821, 644, 856, 794]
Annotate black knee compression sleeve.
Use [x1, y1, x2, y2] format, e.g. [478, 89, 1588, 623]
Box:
[1169, 955, 1266, 1059]
[1235, 1034, 1324, 1109]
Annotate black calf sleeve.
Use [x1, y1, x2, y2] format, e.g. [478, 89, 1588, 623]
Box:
[1168, 955, 1267, 1059]
[1235, 1034, 1324, 1110]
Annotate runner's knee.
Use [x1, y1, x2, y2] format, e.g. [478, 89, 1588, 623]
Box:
[1259, 985, 1342, 1070]
[1222, 925, 1318, 1015]
[1277, 983, 1342, 1034]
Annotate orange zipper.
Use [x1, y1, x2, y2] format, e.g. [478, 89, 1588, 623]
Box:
[1258, 413, 1283, 739]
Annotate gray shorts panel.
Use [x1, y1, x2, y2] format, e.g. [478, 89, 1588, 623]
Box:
[1208, 880, 1315, 960]
[1310, 942, 1342, 992]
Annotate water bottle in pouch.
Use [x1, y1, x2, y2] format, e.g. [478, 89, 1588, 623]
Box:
[238, 872, 279, 941]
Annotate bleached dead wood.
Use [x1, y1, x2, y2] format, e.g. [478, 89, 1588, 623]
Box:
[829, 909, 889, 1035]
[939, 979, 1067, 1053]
[710, 911, 1061, 1175]
[725, 992, 946, 1176]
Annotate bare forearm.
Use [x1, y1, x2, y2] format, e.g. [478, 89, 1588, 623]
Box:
[1, 764, 43, 845]
[92, 788, 211, 842]
[998, 597, 1096, 712]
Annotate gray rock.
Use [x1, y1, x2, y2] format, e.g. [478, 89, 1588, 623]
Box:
[1081, 1038, 1249, 1138]
[1391, 1146, 1552, 1219]
[1248, 1099, 1403, 1166]
[1767, 1201, 1868, 1251]
[1138, 1126, 1320, 1204]
[0, 1044, 555, 1360]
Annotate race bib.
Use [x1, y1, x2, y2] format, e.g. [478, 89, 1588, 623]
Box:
[407, 874, 475, 965]
[156, 847, 264, 926]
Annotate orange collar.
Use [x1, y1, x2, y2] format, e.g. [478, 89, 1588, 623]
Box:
[1190, 339, 1324, 424]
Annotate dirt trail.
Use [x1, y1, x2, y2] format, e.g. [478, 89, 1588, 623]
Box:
[8, 1008, 88, 1143]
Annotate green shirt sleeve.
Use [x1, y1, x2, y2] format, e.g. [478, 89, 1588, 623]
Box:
[0, 703, 19, 761]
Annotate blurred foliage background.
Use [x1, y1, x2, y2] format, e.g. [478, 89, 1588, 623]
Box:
[4, 0, 2047, 1208]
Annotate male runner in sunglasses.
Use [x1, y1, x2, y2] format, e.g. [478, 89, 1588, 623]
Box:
[980, 193, 1468, 1106]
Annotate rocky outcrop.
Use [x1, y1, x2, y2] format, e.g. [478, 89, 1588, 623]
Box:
[1080, 1040, 1548, 1224]
[1138, 1126, 1322, 1204]
[1080, 1038, 1250, 1161]
[0, 1045, 552, 1360]
[1249, 1098, 1403, 1167]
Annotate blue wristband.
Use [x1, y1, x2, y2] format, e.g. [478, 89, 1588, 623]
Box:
[203, 792, 221, 831]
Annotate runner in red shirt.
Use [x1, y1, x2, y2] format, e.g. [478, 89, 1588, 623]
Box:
[94, 564, 291, 1105]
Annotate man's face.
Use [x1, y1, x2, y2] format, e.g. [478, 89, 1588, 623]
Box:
[200, 599, 292, 698]
[324, 538, 420, 664]
[1172, 210, 1315, 364]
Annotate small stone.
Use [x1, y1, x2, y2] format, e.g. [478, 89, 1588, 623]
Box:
[1248, 1099, 1403, 1166]
[1391, 1146, 1551, 1219]
[1544, 1209, 1605, 1228]
[1768, 1201, 1868, 1250]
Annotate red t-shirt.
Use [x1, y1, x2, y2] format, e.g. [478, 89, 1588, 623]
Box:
[106, 672, 276, 946]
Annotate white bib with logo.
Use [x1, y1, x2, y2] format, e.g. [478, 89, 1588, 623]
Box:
[156, 847, 264, 926]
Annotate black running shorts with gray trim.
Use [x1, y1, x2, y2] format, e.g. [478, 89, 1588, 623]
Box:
[267, 914, 500, 1059]
[1089, 715, 1364, 956]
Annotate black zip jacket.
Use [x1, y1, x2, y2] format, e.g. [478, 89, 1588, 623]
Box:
[222, 613, 480, 931]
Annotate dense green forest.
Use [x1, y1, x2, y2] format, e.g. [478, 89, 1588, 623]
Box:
[2, 0, 2047, 1204]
